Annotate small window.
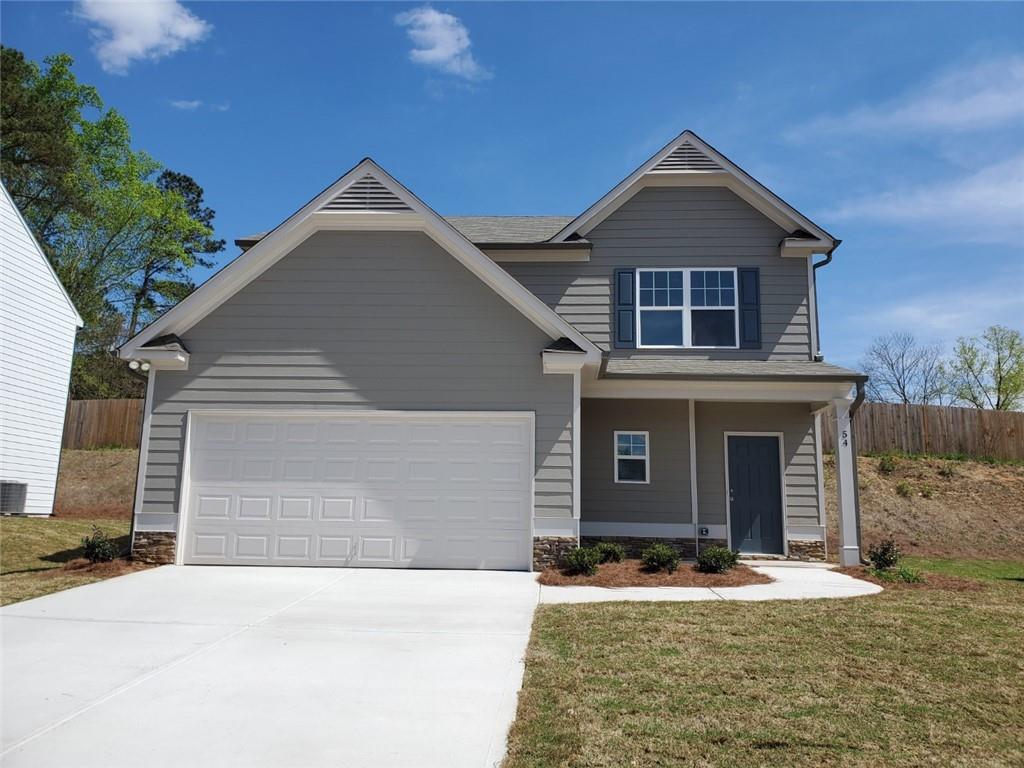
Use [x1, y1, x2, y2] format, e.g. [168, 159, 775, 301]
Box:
[637, 270, 684, 347]
[614, 431, 649, 484]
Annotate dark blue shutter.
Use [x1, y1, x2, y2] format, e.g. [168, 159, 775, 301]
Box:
[738, 267, 761, 349]
[613, 269, 635, 349]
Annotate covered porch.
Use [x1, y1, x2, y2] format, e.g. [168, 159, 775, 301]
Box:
[578, 360, 866, 565]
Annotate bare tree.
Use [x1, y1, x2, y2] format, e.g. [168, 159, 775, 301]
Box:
[944, 325, 1024, 410]
[860, 331, 946, 404]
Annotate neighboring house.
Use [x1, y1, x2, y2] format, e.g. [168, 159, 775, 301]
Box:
[119, 130, 866, 570]
[0, 182, 83, 516]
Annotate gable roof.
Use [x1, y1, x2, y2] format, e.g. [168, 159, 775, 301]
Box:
[550, 130, 837, 249]
[0, 182, 83, 327]
[120, 159, 601, 361]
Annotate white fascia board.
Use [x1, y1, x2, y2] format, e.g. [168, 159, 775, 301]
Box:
[781, 237, 833, 258]
[583, 377, 856, 402]
[552, 130, 836, 245]
[121, 159, 601, 363]
[542, 351, 588, 374]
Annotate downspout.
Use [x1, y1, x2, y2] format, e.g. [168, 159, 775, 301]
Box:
[849, 379, 866, 563]
[811, 239, 840, 361]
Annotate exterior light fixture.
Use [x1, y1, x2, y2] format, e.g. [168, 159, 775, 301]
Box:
[140, 362, 151, 372]
[128, 360, 140, 371]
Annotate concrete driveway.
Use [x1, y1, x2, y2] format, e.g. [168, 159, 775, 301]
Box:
[1, 566, 539, 768]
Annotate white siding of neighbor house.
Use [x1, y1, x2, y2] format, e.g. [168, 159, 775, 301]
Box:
[0, 184, 81, 515]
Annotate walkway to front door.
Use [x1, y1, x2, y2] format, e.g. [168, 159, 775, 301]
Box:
[726, 434, 785, 555]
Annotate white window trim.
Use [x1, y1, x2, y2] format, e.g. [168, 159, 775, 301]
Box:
[635, 267, 740, 350]
[614, 430, 650, 484]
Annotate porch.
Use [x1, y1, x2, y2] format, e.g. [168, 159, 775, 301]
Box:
[573, 362, 865, 566]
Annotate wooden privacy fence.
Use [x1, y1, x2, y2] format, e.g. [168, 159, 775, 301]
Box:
[62, 398, 1024, 459]
[821, 402, 1024, 461]
[62, 398, 144, 449]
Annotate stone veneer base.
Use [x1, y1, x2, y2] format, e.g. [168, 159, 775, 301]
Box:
[580, 536, 729, 560]
[532, 536, 579, 570]
[786, 539, 827, 562]
[132, 531, 177, 564]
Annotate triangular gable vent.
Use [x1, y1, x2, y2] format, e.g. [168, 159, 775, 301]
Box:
[319, 174, 413, 212]
[652, 142, 723, 172]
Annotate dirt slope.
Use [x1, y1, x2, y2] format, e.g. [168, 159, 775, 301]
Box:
[826, 455, 1024, 558]
[54, 449, 138, 520]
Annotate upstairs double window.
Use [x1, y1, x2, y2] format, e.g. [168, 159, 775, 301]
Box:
[636, 268, 738, 349]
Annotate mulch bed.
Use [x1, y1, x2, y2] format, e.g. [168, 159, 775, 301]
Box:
[837, 566, 984, 592]
[537, 560, 773, 588]
[46, 558, 152, 579]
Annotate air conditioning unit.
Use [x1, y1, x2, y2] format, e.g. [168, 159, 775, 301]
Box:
[1, 482, 28, 514]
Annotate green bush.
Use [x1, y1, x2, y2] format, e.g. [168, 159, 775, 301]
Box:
[895, 481, 913, 498]
[896, 565, 924, 583]
[81, 526, 119, 563]
[937, 464, 958, 479]
[593, 541, 626, 564]
[866, 538, 901, 571]
[640, 543, 680, 573]
[878, 454, 898, 474]
[920, 485, 935, 499]
[696, 545, 739, 573]
[563, 546, 601, 576]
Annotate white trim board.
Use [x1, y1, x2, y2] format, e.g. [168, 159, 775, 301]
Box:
[723, 431, 789, 557]
[120, 159, 600, 363]
[551, 130, 836, 246]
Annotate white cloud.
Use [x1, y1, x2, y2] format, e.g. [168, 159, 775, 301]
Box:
[394, 6, 490, 82]
[826, 154, 1024, 242]
[870, 286, 1024, 340]
[170, 99, 202, 110]
[796, 55, 1024, 136]
[76, 0, 211, 74]
[211, 101, 230, 112]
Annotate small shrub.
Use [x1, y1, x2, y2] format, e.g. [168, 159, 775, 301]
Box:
[937, 464, 958, 479]
[896, 565, 924, 583]
[696, 545, 739, 574]
[920, 485, 935, 499]
[641, 543, 680, 573]
[593, 541, 626, 564]
[878, 454, 898, 474]
[81, 526, 119, 563]
[866, 538, 901, 571]
[895, 481, 913, 498]
[563, 546, 601, 576]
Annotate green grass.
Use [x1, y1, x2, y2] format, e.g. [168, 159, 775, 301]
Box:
[505, 559, 1024, 767]
[0, 517, 131, 606]
[903, 556, 1024, 583]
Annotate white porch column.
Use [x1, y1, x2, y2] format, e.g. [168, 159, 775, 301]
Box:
[832, 398, 861, 566]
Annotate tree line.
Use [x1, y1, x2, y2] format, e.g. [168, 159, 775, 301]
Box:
[861, 325, 1024, 411]
[0, 47, 224, 398]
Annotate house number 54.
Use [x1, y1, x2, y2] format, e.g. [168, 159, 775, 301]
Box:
[841, 429, 849, 448]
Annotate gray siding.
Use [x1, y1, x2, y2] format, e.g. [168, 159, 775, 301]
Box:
[694, 402, 821, 528]
[504, 186, 812, 360]
[137, 231, 573, 531]
[580, 399, 691, 524]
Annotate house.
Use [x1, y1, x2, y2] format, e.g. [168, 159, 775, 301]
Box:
[118, 130, 866, 570]
[0, 182, 83, 516]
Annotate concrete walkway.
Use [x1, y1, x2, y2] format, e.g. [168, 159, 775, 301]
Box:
[1, 566, 538, 768]
[539, 563, 882, 604]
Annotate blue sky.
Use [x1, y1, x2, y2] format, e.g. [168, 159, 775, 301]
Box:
[3, 1, 1022, 367]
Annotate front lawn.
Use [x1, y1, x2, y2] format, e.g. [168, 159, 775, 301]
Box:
[0, 516, 137, 606]
[505, 559, 1024, 767]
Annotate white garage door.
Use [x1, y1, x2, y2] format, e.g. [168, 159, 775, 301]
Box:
[181, 411, 533, 570]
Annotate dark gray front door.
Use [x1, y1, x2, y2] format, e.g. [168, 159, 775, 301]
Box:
[727, 436, 784, 555]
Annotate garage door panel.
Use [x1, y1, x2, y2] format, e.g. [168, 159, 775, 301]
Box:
[183, 412, 533, 569]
